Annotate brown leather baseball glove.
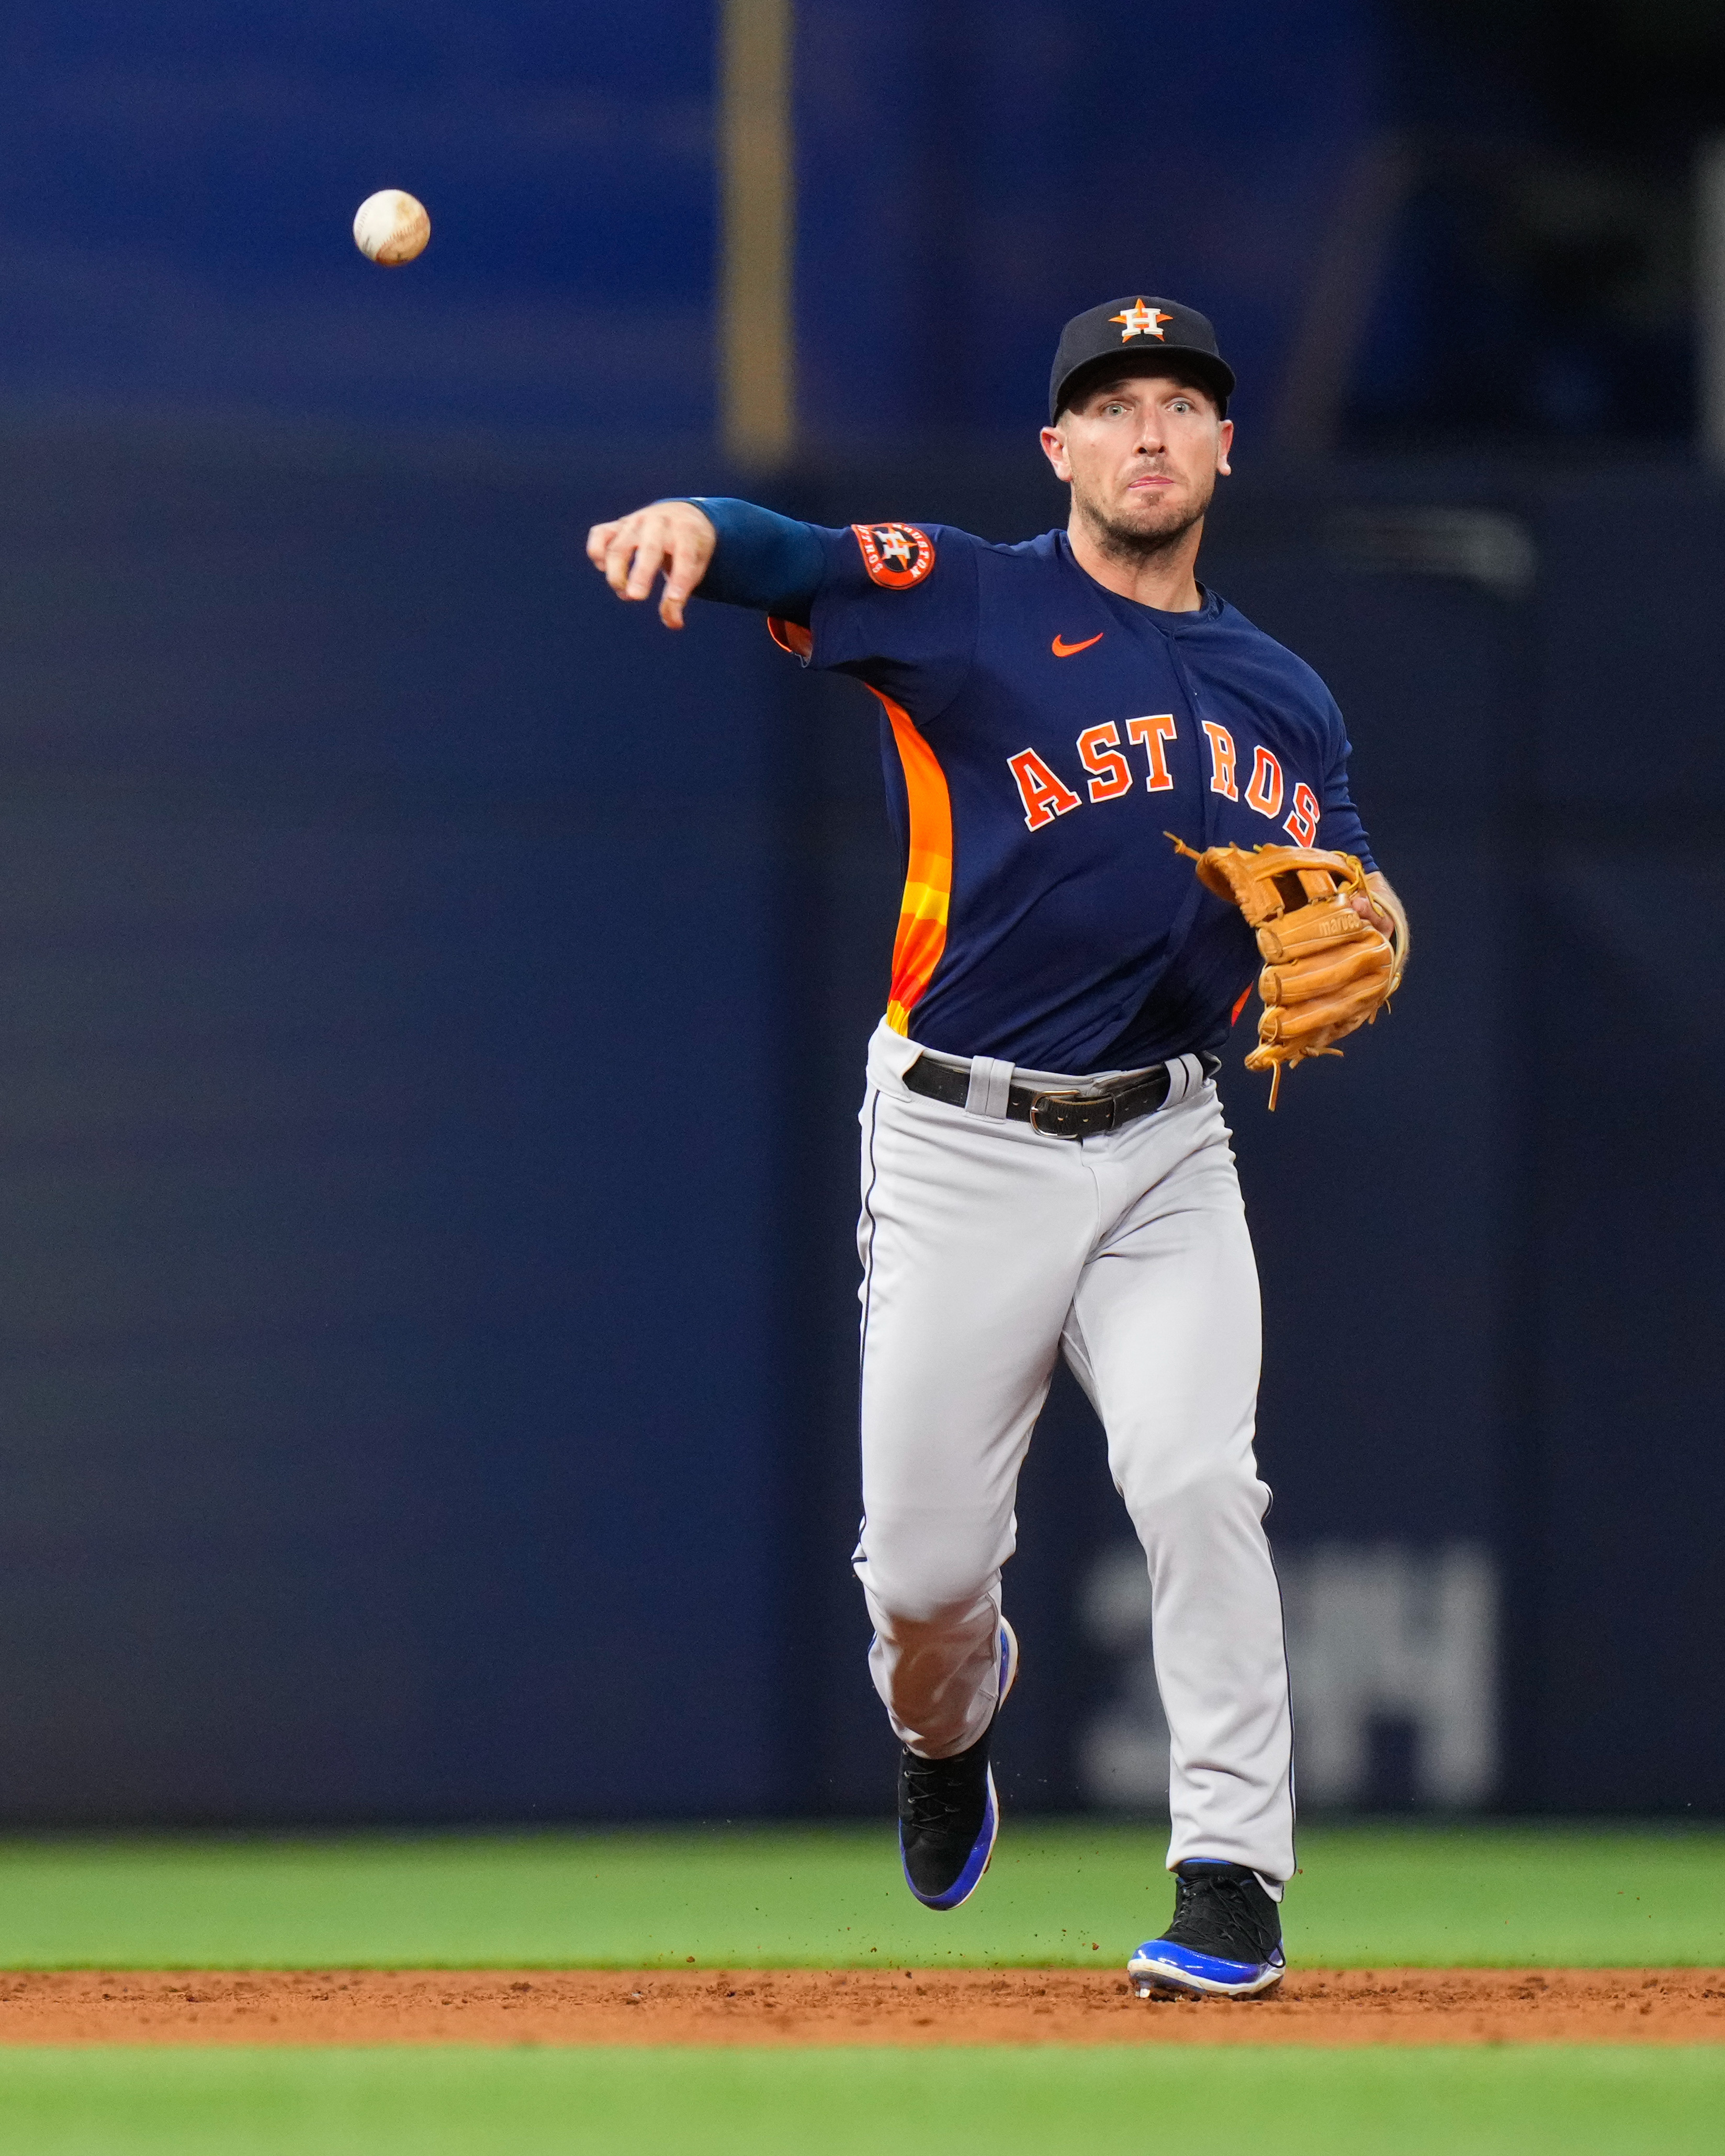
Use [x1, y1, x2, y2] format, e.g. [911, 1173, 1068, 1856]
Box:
[1171, 837, 1406, 1108]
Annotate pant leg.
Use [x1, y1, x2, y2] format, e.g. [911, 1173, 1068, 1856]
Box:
[1061, 1084, 1295, 1883]
[853, 1047, 1093, 1758]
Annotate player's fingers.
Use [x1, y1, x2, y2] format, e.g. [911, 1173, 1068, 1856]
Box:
[1349, 891, 1394, 936]
[658, 532, 709, 629]
[585, 521, 621, 570]
[624, 528, 669, 601]
[658, 566, 690, 628]
[602, 520, 662, 599]
[599, 521, 641, 594]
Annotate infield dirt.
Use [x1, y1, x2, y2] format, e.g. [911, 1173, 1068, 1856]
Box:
[0, 1969, 1718, 2046]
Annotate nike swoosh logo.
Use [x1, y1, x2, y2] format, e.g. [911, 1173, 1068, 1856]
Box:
[1052, 633, 1104, 657]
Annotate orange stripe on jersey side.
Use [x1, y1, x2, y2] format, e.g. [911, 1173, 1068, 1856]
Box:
[870, 687, 953, 1035]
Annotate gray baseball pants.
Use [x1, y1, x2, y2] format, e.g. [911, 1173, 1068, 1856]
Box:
[852, 1018, 1295, 1886]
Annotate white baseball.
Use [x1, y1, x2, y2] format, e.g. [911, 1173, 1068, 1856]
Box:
[353, 190, 431, 266]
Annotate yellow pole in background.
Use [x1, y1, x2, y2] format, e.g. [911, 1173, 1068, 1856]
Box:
[718, 0, 796, 470]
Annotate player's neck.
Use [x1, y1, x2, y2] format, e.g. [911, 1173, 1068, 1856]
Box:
[1066, 515, 1205, 613]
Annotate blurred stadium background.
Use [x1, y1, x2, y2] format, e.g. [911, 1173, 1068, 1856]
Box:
[0, 0, 1719, 1837]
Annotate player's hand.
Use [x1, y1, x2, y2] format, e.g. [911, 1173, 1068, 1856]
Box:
[1350, 891, 1393, 935]
[585, 500, 716, 629]
[1352, 872, 1408, 972]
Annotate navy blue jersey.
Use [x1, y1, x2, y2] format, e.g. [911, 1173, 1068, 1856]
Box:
[764, 519, 1376, 1075]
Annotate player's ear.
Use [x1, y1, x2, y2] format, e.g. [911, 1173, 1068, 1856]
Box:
[1216, 416, 1233, 478]
[1040, 423, 1073, 482]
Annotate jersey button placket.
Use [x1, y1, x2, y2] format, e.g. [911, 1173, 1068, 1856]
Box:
[1163, 639, 1214, 848]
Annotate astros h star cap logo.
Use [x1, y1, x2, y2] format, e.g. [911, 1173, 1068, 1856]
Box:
[1049, 294, 1236, 422]
[1110, 299, 1172, 342]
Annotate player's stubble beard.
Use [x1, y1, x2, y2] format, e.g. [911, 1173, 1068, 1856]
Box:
[1068, 464, 1215, 571]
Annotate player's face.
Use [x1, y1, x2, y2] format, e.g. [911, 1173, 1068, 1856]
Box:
[1041, 375, 1233, 552]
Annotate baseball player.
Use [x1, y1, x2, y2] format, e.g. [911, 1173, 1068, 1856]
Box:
[587, 296, 1407, 1999]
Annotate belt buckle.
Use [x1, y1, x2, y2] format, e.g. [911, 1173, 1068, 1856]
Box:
[1029, 1088, 1112, 1139]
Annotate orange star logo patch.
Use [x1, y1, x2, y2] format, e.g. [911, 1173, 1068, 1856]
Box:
[1110, 299, 1171, 342]
[853, 523, 937, 589]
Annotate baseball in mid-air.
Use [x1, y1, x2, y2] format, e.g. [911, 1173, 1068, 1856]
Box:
[352, 190, 431, 266]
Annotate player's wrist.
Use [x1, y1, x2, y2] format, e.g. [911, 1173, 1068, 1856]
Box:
[1365, 875, 1410, 979]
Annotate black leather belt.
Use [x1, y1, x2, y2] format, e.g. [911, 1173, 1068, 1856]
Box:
[902, 1052, 1219, 1139]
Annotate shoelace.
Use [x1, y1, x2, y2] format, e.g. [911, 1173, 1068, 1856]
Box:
[1167, 1870, 1277, 1960]
[899, 1755, 972, 1833]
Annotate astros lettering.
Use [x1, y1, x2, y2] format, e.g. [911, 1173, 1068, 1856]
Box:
[1008, 716, 1318, 844]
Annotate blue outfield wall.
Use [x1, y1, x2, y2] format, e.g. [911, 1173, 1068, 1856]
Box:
[0, 420, 1715, 1822]
[0, 425, 790, 1821]
[793, 0, 1383, 444]
[0, 0, 1389, 445]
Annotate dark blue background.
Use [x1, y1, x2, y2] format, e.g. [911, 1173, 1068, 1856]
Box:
[0, 3, 1716, 1822]
[0, 2, 1390, 442]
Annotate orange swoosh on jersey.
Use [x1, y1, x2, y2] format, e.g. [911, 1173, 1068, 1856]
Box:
[1051, 632, 1104, 657]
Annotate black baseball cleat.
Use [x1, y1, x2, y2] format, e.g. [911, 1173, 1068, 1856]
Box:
[897, 1621, 1019, 1911]
[1128, 1859, 1286, 1997]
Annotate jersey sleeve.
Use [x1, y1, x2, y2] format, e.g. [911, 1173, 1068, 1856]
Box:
[679, 499, 826, 617]
[796, 521, 981, 717]
[1314, 697, 1377, 872]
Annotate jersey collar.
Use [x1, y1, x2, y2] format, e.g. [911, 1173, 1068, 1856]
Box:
[1054, 528, 1222, 629]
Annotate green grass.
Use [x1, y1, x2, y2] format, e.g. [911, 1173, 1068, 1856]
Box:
[0, 2046, 1721, 2155]
[0, 1822, 1717, 1969]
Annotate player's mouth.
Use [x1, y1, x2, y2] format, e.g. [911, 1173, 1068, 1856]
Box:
[1126, 472, 1178, 491]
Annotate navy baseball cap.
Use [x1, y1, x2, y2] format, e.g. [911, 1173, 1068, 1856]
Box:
[1050, 296, 1235, 422]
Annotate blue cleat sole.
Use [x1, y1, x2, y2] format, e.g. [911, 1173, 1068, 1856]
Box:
[1127, 1938, 1286, 1999]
